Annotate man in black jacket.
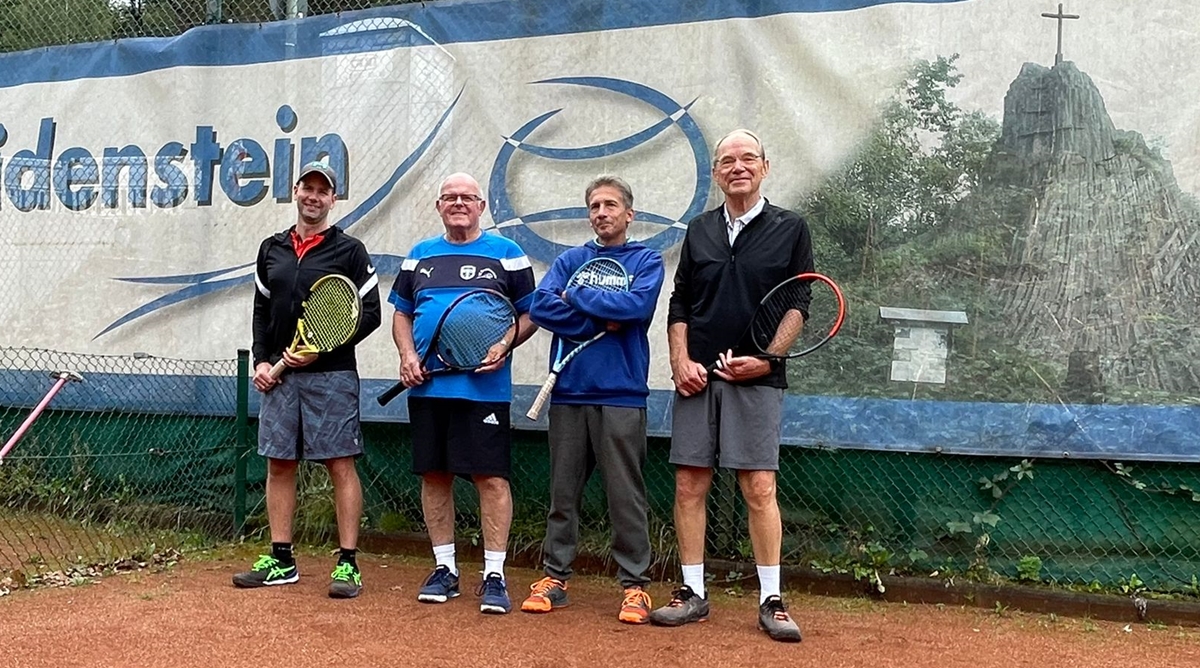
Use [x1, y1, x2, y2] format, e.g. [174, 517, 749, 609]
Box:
[233, 161, 381, 599]
[649, 130, 810, 642]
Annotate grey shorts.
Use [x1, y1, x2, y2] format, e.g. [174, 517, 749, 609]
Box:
[669, 381, 784, 470]
[258, 370, 364, 461]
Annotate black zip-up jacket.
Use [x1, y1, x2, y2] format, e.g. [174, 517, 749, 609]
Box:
[667, 201, 814, 388]
[252, 226, 382, 373]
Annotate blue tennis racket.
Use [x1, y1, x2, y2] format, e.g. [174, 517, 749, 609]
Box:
[377, 288, 518, 406]
[525, 257, 630, 420]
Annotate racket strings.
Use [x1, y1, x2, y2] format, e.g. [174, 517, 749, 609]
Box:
[436, 294, 515, 368]
[568, 259, 629, 292]
[303, 280, 360, 349]
[752, 280, 813, 357]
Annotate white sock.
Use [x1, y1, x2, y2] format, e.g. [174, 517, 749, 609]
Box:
[757, 564, 781, 604]
[484, 550, 506, 579]
[682, 563, 705, 598]
[432, 543, 457, 576]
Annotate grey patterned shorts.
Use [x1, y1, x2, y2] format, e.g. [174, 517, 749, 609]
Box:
[258, 370, 364, 461]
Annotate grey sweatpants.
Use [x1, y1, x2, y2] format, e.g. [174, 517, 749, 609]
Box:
[543, 404, 651, 589]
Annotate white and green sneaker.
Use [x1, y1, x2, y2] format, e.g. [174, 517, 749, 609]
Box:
[232, 555, 299, 588]
[328, 562, 363, 599]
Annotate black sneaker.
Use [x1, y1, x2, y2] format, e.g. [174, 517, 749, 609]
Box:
[232, 555, 299, 588]
[328, 562, 362, 599]
[417, 565, 461, 603]
[758, 595, 802, 642]
[648, 585, 710, 626]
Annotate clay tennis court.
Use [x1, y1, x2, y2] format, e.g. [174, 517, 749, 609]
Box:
[4, 552, 1199, 668]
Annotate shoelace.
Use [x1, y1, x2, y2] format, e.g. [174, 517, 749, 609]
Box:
[666, 586, 695, 607]
[252, 555, 279, 571]
[528, 577, 563, 597]
[477, 576, 505, 598]
[763, 597, 791, 621]
[622, 588, 651, 610]
[425, 567, 453, 587]
[331, 563, 356, 581]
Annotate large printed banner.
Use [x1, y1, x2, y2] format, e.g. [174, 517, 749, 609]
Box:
[1, 0, 1198, 458]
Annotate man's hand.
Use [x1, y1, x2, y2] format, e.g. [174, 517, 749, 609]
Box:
[671, 357, 709, 397]
[712, 349, 773, 383]
[253, 362, 280, 393]
[475, 340, 510, 374]
[282, 349, 318, 369]
[400, 351, 427, 388]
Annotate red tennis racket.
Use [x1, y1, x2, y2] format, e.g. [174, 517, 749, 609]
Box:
[710, 272, 846, 371]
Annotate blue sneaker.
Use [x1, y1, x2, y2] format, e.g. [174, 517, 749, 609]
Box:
[417, 565, 460, 603]
[477, 572, 511, 614]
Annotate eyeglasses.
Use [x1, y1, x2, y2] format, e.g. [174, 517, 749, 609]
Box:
[438, 194, 483, 204]
[715, 153, 763, 170]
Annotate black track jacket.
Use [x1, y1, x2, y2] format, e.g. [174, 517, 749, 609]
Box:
[667, 201, 814, 388]
[252, 226, 382, 373]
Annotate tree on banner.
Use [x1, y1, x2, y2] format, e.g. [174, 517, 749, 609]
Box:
[799, 55, 1062, 403]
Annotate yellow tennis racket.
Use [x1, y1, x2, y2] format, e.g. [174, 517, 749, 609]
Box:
[269, 274, 362, 379]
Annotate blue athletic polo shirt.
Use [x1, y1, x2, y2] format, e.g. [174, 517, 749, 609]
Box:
[389, 233, 535, 402]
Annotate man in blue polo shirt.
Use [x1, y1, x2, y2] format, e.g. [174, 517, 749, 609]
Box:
[389, 172, 537, 614]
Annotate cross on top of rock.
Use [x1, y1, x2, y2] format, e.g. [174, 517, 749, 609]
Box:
[1041, 3, 1081, 65]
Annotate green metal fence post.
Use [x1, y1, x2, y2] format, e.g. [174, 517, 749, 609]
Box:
[234, 349, 250, 537]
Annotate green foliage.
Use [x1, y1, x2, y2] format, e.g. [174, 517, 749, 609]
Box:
[1120, 573, 1146, 595]
[1108, 462, 1200, 502]
[809, 525, 898, 595]
[1016, 555, 1043, 583]
[798, 52, 1199, 406]
[798, 54, 1080, 403]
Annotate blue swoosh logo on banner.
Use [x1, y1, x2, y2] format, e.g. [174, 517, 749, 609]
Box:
[94, 88, 463, 339]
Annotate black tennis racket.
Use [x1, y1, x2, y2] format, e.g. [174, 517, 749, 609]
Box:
[525, 257, 630, 420]
[270, 274, 362, 379]
[377, 288, 518, 406]
[709, 272, 845, 372]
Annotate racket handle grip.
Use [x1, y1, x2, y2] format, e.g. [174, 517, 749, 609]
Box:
[376, 380, 407, 407]
[525, 373, 558, 421]
[268, 360, 287, 380]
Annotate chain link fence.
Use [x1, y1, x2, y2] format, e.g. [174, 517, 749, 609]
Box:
[0, 347, 238, 588]
[5, 346, 1198, 593]
[0, 0, 422, 53]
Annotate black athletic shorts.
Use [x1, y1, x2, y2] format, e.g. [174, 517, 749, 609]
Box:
[408, 396, 511, 478]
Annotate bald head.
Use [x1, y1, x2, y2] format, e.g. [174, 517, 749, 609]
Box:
[713, 129, 766, 164]
[439, 172, 482, 196]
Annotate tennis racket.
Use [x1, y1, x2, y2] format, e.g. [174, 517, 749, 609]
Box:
[709, 272, 846, 372]
[525, 257, 631, 420]
[0, 371, 84, 465]
[269, 274, 363, 379]
[377, 288, 518, 406]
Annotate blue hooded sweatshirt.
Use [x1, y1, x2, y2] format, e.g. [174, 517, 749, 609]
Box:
[529, 240, 665, 408]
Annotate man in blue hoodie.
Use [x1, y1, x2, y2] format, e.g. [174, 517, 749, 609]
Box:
[520, 175, 665, 625]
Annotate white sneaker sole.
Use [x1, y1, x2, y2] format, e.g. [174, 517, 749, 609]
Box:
[418, 591, 460, 603]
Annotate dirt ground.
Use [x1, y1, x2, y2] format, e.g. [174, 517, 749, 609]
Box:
[2, 551, 1199, 668]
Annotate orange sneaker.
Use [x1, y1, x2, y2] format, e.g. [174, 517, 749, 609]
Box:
[618, 587, 652, 624]
[520, 576, 568, 613]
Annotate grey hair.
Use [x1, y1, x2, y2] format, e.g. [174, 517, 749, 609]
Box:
[584, 175, 634, 209]
[712, 129, 766, 164]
